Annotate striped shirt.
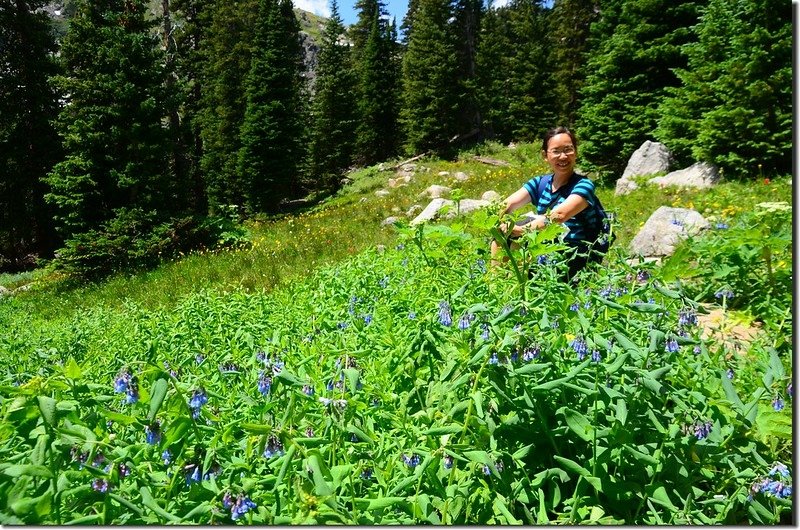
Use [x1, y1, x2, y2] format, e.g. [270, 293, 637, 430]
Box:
[523, 173, 604, 243]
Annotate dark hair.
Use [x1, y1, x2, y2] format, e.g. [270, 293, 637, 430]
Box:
[541, 126, 578, 152]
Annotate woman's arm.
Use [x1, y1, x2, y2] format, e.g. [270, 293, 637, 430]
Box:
[501, 187, 533, 216]
[549, 194, 589, 224]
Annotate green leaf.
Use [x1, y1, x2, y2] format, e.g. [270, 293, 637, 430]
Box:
[344, 368, 361, 394]
[274, 444, 297, 491]
[512, 444, 532, 460]
[628, 302, 664, 313]
[605, 353, 628, 374]
[147, 378, 168, 422]
[493, 495, 521, 524]
[463, 450, 493, 466]
[720, 372, 744, 410]
[65, 357, 82, 380]
[363, 497, 407, 511]
[768, 349, 785, 379]
[3, 464, 52, 478]
[553, 455, 589, 477]
[422, 425, 463, 436]
[345, 424, 372, 443]
[307, 454, 334, 496]
[647, 485, 678, 511]
[37, 396, 57, 427]
[653, 283, 682, 299]
[139, 486, 181, 522]
[615, 399, 628, 425]
[514, 362, 551, 375]
[164, 416, 193, 446]
[563, 408, 593, 442]
[471, 390, 484, 419]
[99, 408, 138, 425]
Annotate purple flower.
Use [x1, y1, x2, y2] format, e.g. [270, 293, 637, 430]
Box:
[118, 462, 131, 478]
[408, 311, 417, 320]
[443, 455, 453, 469]
[636, 270, 650, 282]
[678, 308, 698, 328]
[145, 422, 161, 445]
[188, 388, 208, 419]
[772, 396, 785, 412]
[230, 494, 257, 521]
[302, 384, 314, 396]
[361, 467, 374, 480]
[769, 463, 790, 479]
[726, 368, 735, 380]
[458, 313, 472, 330]
[569, 302, 579, 311]
[222, 491, 234, 510]
[488, 352, 499, 365]
[714, 289, 734, 300]
[305, 427, 315, 437]
[522, 345, 540, 362]
[482, 464, 491, 476]
[438, 301, 453, 327]
[480, 323, 490, 341]
[715, 222, 729, 229]
[113, 369, 139, 404]
[263, 435, 284, 459]
[591, 350, 602, 363]
[665, 338, 680, 353]
[257, 373, 272, 396]
[693, 345, 702, 355]
[402, 453, 421, 468]
[788, 381, 793, 398]
[91, 478, 110, 493]
[571, 336, 588, 360]
[195, 353, 205, 365]
[495, 460, 504, 473]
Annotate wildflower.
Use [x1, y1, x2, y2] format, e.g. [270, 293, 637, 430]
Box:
[363, 314, 372, 325]
[361, 467, 374, 480]
[510, 350, 519, 363]
[402, 453, 421, 468]
[113, 369, 139, 404]
[302, 384, 314, 396]
[495, 460, 504, 473]
[772, 396, 785, 412]
[591, 350, 602, 363]
[271, 359, 284, 375]
[678, 308, 698, 328]
[715, 222, 729, 229]
[458, 313, 472, 330]
[693, 345, 702, 355]
[91, 478, 110, 493]
[71, 447, 88, 469]
[219, 361, 240, 373]
[583, 300, 591, 309]
[571, 336, 588, 360]
[350, 433, 359, 442]
[488, 352, 499, 365]
[522, 345, 540, 362]
[788, 381, 793, 398]
[714, 289, 734, 300]
[325, 379, 334, 391]
[599, 286, 613, 298]
[195, 353, 205, 365]
[769, 463, 790, 479]
[145, 421, 162, 445]
[222, 491, 234, 510]
[263, 435, 285, 459]
[636, 269, 650, 282]
[443, 455, 454, 469]
[162, 450, 172, 465]
[305, 427, 315, 437]
[480, 323, 490, 341]
[257, 373, 272, 396]
[118, 463, 131, 478]
[482, 464, 491, 476]
[408, 311, 417, 320]
[230, 494, 257, 521]
[438, 301, 453, 327]
[475, 259, 487, 273]
[338, 321, 349, 330]
[726, 368, 734, 380]
[537, 255, 549, 265]
[569, 302, 579, 311]
[550, 316, 559, 330]
[188, 388, 208, 419]
[665, 338, 680, 353]
[670, 218, 683, 227]
[185, 464, 202, 485]
[689, 419, 713, 440]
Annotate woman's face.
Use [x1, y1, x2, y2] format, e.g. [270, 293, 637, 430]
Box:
[543, 133, 577, 177]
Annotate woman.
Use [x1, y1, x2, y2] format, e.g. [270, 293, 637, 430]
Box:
[490, 126, 612, 282]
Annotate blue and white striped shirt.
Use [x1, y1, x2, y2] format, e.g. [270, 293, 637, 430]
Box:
[523, 173, 604, 243]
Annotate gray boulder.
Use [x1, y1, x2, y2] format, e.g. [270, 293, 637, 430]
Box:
[419, 185, 452, 199]
[411, 198, 454, 225]
[629, 206, 710, 257]
[648, 162, 719, 189]
[443, 199, 490, 218]
[374, 189, 390, 197]
[381, 216, 401, 227]
[617, 141, 673, 195]
[481, 190, 501, 202]
[453, 171, 469, 182]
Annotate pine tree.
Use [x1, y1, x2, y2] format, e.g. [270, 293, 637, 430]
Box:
[46, 0, 174, 239]
[308, 0, 358, 191]
[198, 0, 258, 212]
[548, 0, 600, 127]
[354, 6, 401, 165]
[238, 0, 308, 213]
[399, 0, 460, 154]
[576, 0, 704, 179]
[0, 0, 61, 269]
[452, 0, 484, 138]
[474, 5, 514, 140]
[655, 0, 791, 177]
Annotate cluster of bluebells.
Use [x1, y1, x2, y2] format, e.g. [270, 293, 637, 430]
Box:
[458, 312, 477, 330]
[222, 492, 257, 521]
[219, 361, 240, 373]
[113, 369, 139, 404]
[162, 450, 172, 465]
[263, 435, 285, 459]
[402, 453, 421, 468]
[481, 460, 505, 476]
[145, 421, 162, 445]
[92, 478, 110, 493]
[750, 463, 792, 501]
[188, 388, 208, 419]
[665, 337, 680, 354]
[184, 461, 220, 485]
[360, 467, 374, 480]
[443, 454, 454, 469]
[714, 289, 734, 300]
[682, 418, 713, 440]
[678, 307, 698, 328]
[571, 336, 588, 361]
[522, 344, 541, 362]
[438, 301, 453, 327]
[257, 372, 272, 396]
[772, 395, 785, 412]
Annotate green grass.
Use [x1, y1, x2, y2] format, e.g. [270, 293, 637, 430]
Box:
[2, 143, 791, 322]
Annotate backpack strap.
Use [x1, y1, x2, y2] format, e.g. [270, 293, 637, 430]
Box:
[533, 174, 554, 210]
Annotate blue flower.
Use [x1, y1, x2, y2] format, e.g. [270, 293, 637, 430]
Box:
[571, 336, 588, 360]
[188, 388, 208, 418]
[772, 396, 785, 412]
[482, 464, 491, 476]
[715, 222, 729, 229]
[195, 353, 205, 365]
[522, 345, 540, 362]
[537, 255, 549, 265]
[636, 270, 650, 282]
[402, 453, 421, 468]
[229, 494, 257, 521]
[258, 373, 272, 396]
[91, 478, 110, 493]
[145, 422, 161, 445]
[714, 289, 734, 300]
[569, 302, 579, 311]
[480, 323, 490, 341]
[726, 368, 734, 380]
[458, 313, 472, 330]
[475, 259, 487, 273]
[591, 350, 602, 363]
[363, 314, 372, 324]
[113, 369, 139, 404]
[665, 338, 679, 353]
[118, 462, 131, 478]
[670, 218, 683, 226]
[361, 467, 374, 480]
[438, 301, 453, 327]
[443, 455, 453, 469]
[488, 352, 499, 365]
[678, 308, 698, 328]
[162, 450, 172, 465]
[408, 311, 417, 320]
[185, 464, 202, 485]
[769, 463, 790, 479]
[302, 384, 314, 396]
[263, 435, 285, 459]
[693, 345, 702, 355]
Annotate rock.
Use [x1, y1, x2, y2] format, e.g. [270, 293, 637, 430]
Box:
[406, 204, 422, 217]
[443, 199, 490, 218]
[376, 245, 386, 253]
[648, 162, 720, 189]
[508, 142, 517, 149]
[419, 185, 451, 199]
[481, 190, 501, 202]
[374, 189, 390, 197]
[411, 198, 454, 225]
[453, 171, 469, 182]
[629, 206, 710, 257]
[387, 178, 397, 188]
[438, 171, 450, 176]
[0, 286, 10, 297]
[381, 216, 401, 227]
[617, 141, 673, 195]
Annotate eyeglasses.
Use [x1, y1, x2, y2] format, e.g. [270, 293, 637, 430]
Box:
[547, 146, 575, 156]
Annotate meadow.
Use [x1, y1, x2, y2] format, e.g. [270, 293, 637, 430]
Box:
[0, 142, 792, 524]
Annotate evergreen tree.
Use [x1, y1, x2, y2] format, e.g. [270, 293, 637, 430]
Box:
[655, 0, 791, 177]
[198, 0, 257, 212]
[238, 0, 308, 213]
[576, 0, 704, 178]
[475, 0, 556, 143]
[0, 0, 61, 269]
[548, 0, 600, 127]
[453, 0, 484, 137]
[46, 0, 174, 239]
[399, 0, 460, 154]
[354, 6, 401, 164]
[308, 0, 358, 191]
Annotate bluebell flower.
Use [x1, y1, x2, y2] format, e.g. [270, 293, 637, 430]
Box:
[350, 433, 359, 442]
[670, 218, 683, 226]
[408, 311, 417, 320]
[571, 336, 588, 360]
[772, 396, 785, 411]
[195, 353, 205, 365]
[495, 460, 504, 473]
[510, 350, 519, 363]
[678, 308, 698, 328]
[488, 352, 499, 365]
[118, 463, 131, 478]
[363, 314, 372, 324]
[188, 388, 208, 418]
[522, 345, 540, 362]
[402, 453, 421, 468]
[162, 450, 172, 465]
[480, 323, 490, 341]
[475, 259, 487, 273]
[693, 345, 702, 355]
[537, 255, 549, 265]
[230, 494, 257, 521]
[145, 422, 161, 445]
[438, 301, 453, 327]
[305, 427, 315, 437]
[256, 351, 267, 363]
[714, 289, 734, 300]
[222, 492, 234, 510]
[326, 379, 334, 391]
[263, 435, 284, 459]
[690, 420, 713, 440]
[113, 370, 131, 393]
[715, 222, 729, 229]
[482, 464, 491, 476]
[379, 276, 389, 288]
[185, 464, 202, 485]
[302, 384, 314, 396]
[271, 359, 284, 375]
[591, 350, 602, 363]
[636, 270, 650, 282]
[443, 455, 454, 469]
[599, 286, 613, 298]
[396, 243, 405, 250]
[91, 478, 110, 493]
[338, 321, 349, 330]
[361, 467, 374, 480]
[458, 313, 472, 330]
[257, 373, 272, 396]
[113, 369, 139, 404]
[787, 381, 793, 398]
[569, 302, 579, 311]
[726, 368, 734, 380]
[769, 463, 790, 479]
[665, 338, 680, 353]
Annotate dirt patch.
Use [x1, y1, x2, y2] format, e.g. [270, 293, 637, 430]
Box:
[697, 305, 764, 356]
